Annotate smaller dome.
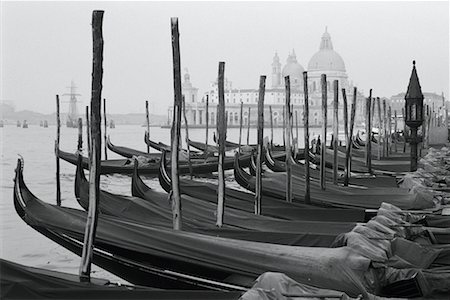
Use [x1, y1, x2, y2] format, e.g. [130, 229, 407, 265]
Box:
[281, 49, 305, 87]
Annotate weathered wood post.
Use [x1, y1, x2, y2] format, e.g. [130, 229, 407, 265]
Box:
[365, 90, 372, 173]
[284, 76, 293, 202]
[343, 89, 349, 148]
[320, 74, 327, 190]
[269, 105, 274, 148]
[376, 97, 382, 160]
[394, 110, 398, 152]
[205, 95, 209, 159]
[383, 99, 388, 157]
[302, 72, 311, 204]
[238, 101, 243, 153]
[342, 88, 348, 180]
[77, 118, 83, 152]
[255, 76, 266, 215]
[55, 95, 61, 206]
[169, 17, 183, 231]
[216, 62, 226, 226]
[294, 110, 299, 158]
[86, 106, 91, 157]
[402, 107, 407, 153]
[282, 107, 286, 148]
[246, 107, 251, 145]
[146, 100, 150, 153]
[182, 95, 193, 178]
[103, 98, 107, 160]
[332, 80, 339, 185]
[371, 97, 376, 134]
[344, 87, 357, 186]
[79, 10, 104, 281]
[388, 105, 392, 154]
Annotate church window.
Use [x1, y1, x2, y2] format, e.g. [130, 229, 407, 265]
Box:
[192, 94, 195, 103]
[193, 111, 197, 124]
[199, 111, 203, 125]
[313, 81, 316, 91]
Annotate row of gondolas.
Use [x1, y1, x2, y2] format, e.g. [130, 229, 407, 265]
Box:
[3, 132, 450, 299]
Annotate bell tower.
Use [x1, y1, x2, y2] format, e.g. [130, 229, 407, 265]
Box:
[271, 52, 282, 88]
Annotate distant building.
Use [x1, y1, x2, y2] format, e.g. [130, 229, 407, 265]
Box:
[168, 28, 368, 128]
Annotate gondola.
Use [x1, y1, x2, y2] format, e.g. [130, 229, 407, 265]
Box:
[264, 144, 400, 188]
[17, 157, 450, 298]
[0, 259, 241, 300]
[57, 148, 252, 175]
[151, 153, 379, 223]
[108, 135, 211, 161]
[14, 157, 384, 297]
[73, 159, 350, 247]
[106, 135, 161, 159]
[187, 139, 238, 153]
[234, 152, 436, 210]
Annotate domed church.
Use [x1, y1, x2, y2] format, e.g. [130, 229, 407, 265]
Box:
[169, 28, 366, 130]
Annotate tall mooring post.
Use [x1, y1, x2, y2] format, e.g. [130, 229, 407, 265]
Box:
[255, 76, 266, 215]
[170, 17, 183, 230]
[320, 74, 327, 190]
[79, 10, 104, 282]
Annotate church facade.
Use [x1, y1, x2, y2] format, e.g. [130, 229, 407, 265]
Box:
[168, 29, 368, 128]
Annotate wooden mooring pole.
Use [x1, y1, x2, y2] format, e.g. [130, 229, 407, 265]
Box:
[79, 10, 104, 281]
[216, 62, 226, 227]
[294, 110, 299, 158]
[77, 118, 83, 152]
[205, 95, 209, 159]
[86, 106, 91, 157]
[344, 87, 357, 186]
[146, 100, 150, 153]
[103, 98, 107, 160]
[388, 105, 392, 154]
[366, 90, 372, 173]
[376, 97, 382, 160]
[182, 95, 193, 178]
[169, 17, 183, 231]
[55, 95, 61, 206]
[255, 76, 266, 215]
[383, 99, 388, 157]
[238, 101, 243, 153]
[285, 76, 293, 202]
[282, 107, 286, 149]
[320, 74, 327, 190]
[402, 107, 406, 153]
[302, 72, 310, 204]
[246, 107, 251, 145]
[269, 105, 274, 148]
[332, 80, 339, 185]
[394, 110, 398, 152]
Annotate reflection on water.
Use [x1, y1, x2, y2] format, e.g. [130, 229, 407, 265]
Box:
[0, 124, 335, 283]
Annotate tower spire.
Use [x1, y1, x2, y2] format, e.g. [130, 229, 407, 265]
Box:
[319, 27, 333, 50]
[405, 60, 423, 100]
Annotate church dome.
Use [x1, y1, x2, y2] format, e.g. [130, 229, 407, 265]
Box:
[308, 28, 346, 72]
[282, 49, 304, 86]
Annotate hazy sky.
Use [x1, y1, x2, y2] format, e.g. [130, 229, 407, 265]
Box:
[1, 1, 449, 115]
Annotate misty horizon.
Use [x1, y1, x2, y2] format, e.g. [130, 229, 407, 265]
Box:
[1, 1, 449, 115]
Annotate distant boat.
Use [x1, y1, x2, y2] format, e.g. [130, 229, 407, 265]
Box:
[109, 119, 115, 129]
[0, 120, 4, 128]
[17, 120, 21, 127]
[66, 119, 77, 128]
[22, 120, 28, 128]
[43, 120, 48, 128]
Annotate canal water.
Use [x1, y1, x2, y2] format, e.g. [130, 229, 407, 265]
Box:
[0, 123, 337, 283]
